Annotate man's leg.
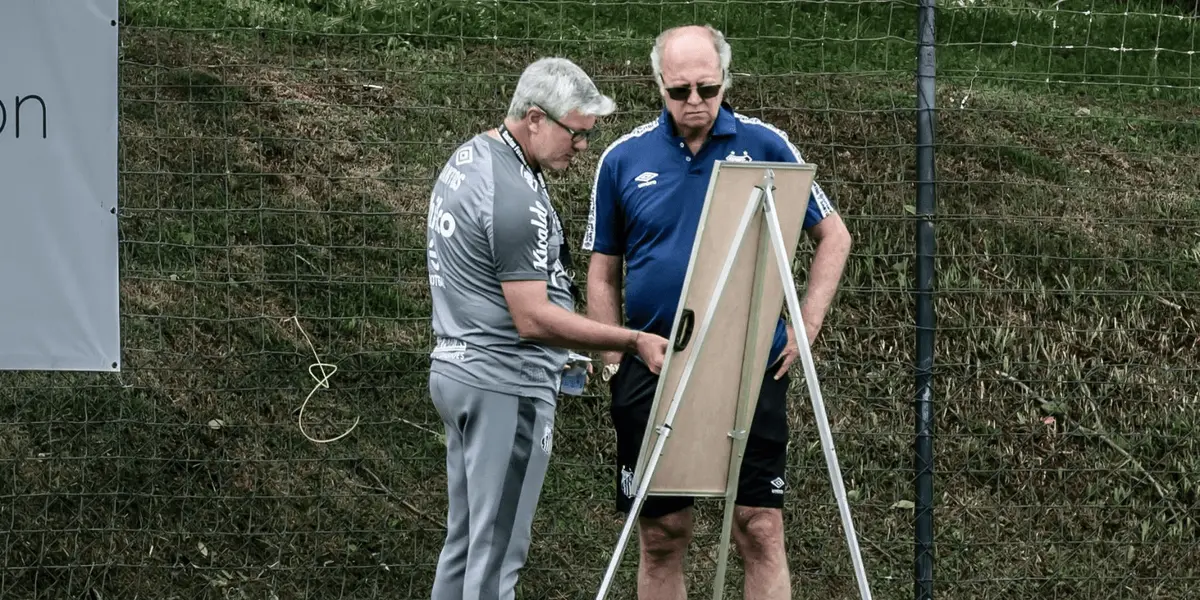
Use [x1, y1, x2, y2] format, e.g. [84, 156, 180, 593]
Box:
[731, 447, 790, 600]
[430, 372, 469, 599]
[635, 507, 693, 600]
[498, 396, 556, 594]
[609, 353, 694, 600]
[731, 370, 792, 600]
[433, 372, 553, 600]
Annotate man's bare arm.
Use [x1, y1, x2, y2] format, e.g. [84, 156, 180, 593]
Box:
[502, 279, 634, 350]
[585, 252, 625, 365]
[501, 279, 667, 373]
[797, 212, 852, 342]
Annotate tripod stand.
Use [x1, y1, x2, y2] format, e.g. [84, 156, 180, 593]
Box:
[595, 164, 873, 600]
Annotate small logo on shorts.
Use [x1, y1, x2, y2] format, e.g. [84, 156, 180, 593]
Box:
[541, 423, 553, 454]
[620, 466, 635, 498]
[770, 476, 786, 495]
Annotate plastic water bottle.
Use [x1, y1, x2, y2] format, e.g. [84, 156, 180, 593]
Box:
[561, 364, 587, 396]
[560, 353, 591, 396]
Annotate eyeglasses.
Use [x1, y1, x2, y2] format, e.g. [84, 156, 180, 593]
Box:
[534, 104, 597, 144]
[663, 82, 723, 102]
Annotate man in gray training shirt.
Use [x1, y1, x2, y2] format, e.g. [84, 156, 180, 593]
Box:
[425, 57, 669, 600]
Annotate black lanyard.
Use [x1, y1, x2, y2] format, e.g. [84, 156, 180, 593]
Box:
[498, 123, 549, 201]
[496, 124, 579, 301]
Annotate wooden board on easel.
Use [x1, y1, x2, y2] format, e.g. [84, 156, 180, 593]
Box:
[632, 161, 817, 497]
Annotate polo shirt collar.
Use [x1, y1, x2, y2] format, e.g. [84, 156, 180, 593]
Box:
[659, 101, 738, 140]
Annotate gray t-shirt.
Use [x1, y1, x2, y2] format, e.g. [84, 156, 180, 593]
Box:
[426, 131, 576, 403]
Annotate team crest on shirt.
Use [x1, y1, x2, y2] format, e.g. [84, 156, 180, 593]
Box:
[725, 150, 753, 162]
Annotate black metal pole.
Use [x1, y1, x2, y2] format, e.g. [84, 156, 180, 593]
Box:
[914, 0, 937, 598]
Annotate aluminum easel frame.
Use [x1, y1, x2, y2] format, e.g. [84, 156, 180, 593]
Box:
[595, 165, 873, 600]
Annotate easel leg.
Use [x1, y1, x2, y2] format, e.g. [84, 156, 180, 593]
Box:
[711, 464, 739, 600]
[711, 190, 775, 600]
[761, 179, 875, 600]
[596, 188, 766, 600]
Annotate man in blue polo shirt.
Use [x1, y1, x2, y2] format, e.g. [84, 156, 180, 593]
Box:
[582, 25, 853, 600]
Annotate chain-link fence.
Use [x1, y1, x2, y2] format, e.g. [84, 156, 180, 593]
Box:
[2, 1, 1198, 599]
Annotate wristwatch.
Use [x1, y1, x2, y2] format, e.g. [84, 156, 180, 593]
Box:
[601, 363, 620, 383]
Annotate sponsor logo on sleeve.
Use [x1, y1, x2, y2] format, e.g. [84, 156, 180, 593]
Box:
[528, 199, 550, 271]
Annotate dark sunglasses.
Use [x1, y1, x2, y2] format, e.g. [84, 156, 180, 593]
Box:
[534, 104, 598, 143]
[664, 82, 723, 102]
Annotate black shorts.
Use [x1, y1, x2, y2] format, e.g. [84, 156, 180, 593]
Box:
[608, 352, 790, 519]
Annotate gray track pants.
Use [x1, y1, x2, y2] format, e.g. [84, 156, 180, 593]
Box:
[429, 370, 557, 600]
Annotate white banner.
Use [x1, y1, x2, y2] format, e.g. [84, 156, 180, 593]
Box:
[0, 1, 120, 371]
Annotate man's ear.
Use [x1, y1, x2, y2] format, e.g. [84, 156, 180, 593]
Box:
[525, 107, 544, 133]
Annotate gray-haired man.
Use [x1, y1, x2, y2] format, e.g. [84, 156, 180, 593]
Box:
[425, 57, 669, 600]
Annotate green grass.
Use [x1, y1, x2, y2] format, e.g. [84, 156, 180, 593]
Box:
[1, 0, 1198, 598]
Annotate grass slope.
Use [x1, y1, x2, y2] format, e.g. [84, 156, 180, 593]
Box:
[2, 1, 1198, 599]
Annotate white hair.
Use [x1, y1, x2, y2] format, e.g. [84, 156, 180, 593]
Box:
[650, 25, 733, 90]
[506, 57, 617, 120]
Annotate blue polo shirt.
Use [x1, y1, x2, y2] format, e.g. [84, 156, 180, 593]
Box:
[582, 103, 836, 369]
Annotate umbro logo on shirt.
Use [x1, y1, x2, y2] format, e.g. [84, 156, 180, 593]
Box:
[634, 171, 658, 188]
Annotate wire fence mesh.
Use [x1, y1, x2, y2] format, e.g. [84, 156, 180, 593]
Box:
[1, 1, 1198, 599]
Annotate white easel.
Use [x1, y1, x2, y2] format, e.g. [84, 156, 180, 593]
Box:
[595, 163, 873, 600]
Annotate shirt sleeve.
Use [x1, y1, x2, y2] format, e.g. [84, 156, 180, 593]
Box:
[582, 151, 624, 254]
[487, 168, 552, 282]
[763, 127, 837, 230]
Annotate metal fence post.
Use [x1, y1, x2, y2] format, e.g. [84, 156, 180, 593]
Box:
[914, 0, 938, 598]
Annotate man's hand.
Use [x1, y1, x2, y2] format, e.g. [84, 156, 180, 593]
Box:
[563, 361, 595, 375]
[772, 321, 819, 380]
[599, 351, 622, 369]
[562, 360, 595, 388]
[634, 332, 669, 375]
[772, 324, 799, 380]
